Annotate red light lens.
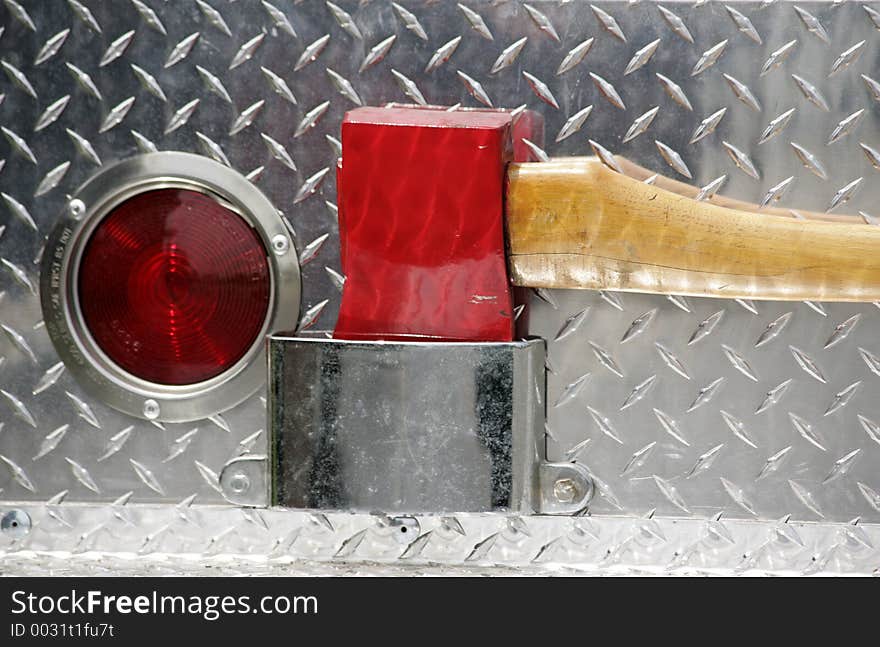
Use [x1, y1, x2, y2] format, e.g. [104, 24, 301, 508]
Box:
[78, 188, 271, 386]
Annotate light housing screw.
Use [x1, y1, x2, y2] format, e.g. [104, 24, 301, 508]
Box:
[271, 234, 289, 255]
[143, 399, 160, 419]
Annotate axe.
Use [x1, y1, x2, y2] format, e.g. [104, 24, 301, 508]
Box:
[332, 104, 879, 343]
[236, 104, 878, 516]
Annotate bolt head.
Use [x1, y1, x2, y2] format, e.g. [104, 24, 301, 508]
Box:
[553, 478, 579, 504]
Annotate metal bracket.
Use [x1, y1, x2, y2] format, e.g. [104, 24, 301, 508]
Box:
[537, 462, 594, 515]
[269, 336, 549, 513]
[218, 454, 596, 516]
[219, 455, 268, 507]
[231, 336, 596, 516]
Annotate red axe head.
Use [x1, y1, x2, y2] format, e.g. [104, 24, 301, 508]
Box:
[333, 104, 543, 342]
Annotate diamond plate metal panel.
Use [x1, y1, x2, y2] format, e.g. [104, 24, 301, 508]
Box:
[1, 0, 880, 552]
[2, 504, 879, 576]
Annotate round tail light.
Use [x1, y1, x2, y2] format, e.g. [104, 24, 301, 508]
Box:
[78, 188, 271, 386]
[41, 153, 300, 422]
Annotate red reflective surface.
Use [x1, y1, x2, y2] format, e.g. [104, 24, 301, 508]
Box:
[334, 106, 541, 342]
[78, 188, 270, 385]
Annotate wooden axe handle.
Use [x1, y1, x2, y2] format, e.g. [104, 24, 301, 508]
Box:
[608, 156, 861, 224]
[506, 158, 880, 302]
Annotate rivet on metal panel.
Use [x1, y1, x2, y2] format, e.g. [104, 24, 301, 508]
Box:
[387, 516, 421, 545]
[219, 455, 268, 507]
[1, 509, 32, 538]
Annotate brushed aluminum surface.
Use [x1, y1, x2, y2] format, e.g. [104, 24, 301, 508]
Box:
[1, 1, 880, 572]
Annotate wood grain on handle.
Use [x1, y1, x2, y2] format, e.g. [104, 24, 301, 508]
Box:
[506, 158, 880, 302]
[609, 156, 862, 224]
